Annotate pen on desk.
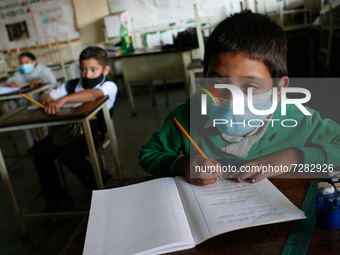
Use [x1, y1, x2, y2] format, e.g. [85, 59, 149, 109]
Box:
[22, 94, 45, 109]
[172, 117, 224, 181]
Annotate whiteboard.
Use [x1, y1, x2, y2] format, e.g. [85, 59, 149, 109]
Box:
[107, 0, 245, 31]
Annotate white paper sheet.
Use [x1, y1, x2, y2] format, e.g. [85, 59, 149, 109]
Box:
[83, 178, 194, 255]
[83, 177, 306, 255]
[0, 84, 29, 95]
[175, 177, 306, 245]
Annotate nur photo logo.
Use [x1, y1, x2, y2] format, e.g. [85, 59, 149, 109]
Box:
[198, 82, 312, 129]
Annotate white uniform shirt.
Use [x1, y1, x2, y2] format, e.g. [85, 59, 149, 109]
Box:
[49, 76, 118, 110]
[7, 63, 57, 88]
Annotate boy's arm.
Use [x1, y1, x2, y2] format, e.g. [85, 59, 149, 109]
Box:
[140, 122, 220, 185]
[40, 93, 54, 105]
[39, 65, 57, 88]
[229, 148, 304, 183]
[230, 110, 340, 183]
[139, 125, 182, 177]
[44, 89, 104, 115]
[140, 105, 219, 186]
[139, 108, 189, 177]
[7, 71, 26, 87]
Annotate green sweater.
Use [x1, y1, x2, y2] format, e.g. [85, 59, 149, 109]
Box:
[139, 95, 340, 176]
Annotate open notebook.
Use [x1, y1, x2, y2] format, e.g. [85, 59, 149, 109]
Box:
[83, 177, 306, 255]
[0, 84, 29, 95]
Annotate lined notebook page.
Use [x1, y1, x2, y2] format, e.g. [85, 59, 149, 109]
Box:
[83, 178, 194, 255]
[175, 177, 306, 245]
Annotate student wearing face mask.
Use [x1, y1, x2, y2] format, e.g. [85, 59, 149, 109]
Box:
[5, 52, 57, 141]
[31, 46, 118, 220]
[7, 52, 57, 89]
[139, 11, 340, 186]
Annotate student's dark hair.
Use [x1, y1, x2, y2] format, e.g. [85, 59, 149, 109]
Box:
[19, 52, 36, 61]
[204, 10, 287, 78]
[79, 46, 108, 67]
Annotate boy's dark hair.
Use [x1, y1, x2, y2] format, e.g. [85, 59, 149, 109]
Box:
[19, 52, 36, 61]
[204, 10, 287, 78]
[79, 46, 108, 67]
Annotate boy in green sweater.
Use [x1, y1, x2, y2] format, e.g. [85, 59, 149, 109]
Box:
[139, 11, 340, 186]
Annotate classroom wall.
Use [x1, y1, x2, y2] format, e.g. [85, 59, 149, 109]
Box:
[70, 0, 110, 58]
[0, 0, 111, 79]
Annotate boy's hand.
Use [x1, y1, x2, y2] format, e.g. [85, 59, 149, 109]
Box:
[30, 78, 42, 88]
[8, 82, 20, 88]
[173, 155, 221, 186]
[229, 149, 303, 183]
[40, 93, 54, 106]
[44, 97, 67, 115]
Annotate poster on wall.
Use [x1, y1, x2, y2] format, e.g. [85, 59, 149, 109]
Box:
[0, 0, 79, 50]
[6, 21, 30, 41]
[32, 3, 76, 38]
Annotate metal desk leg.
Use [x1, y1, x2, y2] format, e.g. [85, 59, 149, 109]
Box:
[24, 129, 34, 149]
[102, 103, 123, 177]
[0, 148, 26, 236]
[81, 119, 103, 189]
[148, 80, 156, 107]
[124, 80, 137, 116]
[189, 70, 196, 95]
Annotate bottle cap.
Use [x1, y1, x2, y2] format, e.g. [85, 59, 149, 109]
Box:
[317, 182, 335, 195]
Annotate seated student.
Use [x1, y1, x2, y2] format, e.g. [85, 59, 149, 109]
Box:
[6, 51, 57, 140]
[139, 11, 340, 186]
[7, 51, 57, 89]
[32, 46, 118, 214]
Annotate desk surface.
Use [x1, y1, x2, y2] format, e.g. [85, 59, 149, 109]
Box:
[61, 177, 340, 255]
[0, 96, 108, 129]
[107, 47, 193, 59]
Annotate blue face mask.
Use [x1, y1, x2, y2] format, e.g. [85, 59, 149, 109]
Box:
[19, 64, 35, 74]
[206, 89, 273, 136]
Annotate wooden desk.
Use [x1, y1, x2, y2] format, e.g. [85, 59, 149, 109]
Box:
[108, 48, 192, 115]
[61, 177, 340, 255]
[0, 96, 123, 237]
[0, 83, 53, 148]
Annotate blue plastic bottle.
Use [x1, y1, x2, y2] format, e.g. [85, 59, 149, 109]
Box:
[315, 182, 340, 231]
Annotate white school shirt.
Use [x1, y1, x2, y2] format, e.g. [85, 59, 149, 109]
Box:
[48, 76, 118, 110]
[7, 63, 57, 88]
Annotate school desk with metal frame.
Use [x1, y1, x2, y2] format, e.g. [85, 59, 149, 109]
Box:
[0, 83, 53, 150]
[107, 48, 192, 116]
[0, 96, 122, 237]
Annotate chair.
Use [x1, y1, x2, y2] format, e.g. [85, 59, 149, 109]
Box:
[279, 0, 312, 31]
[37, 35, 75, 81]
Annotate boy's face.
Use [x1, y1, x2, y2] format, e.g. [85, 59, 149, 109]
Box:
[80, 58, 110, 79]
[20, 56, 36, 66]
[206, 52, 288, 101]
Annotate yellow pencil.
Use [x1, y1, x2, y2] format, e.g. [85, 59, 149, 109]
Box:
[22, 94, 45, 109]
[173, 117, 224, 181]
